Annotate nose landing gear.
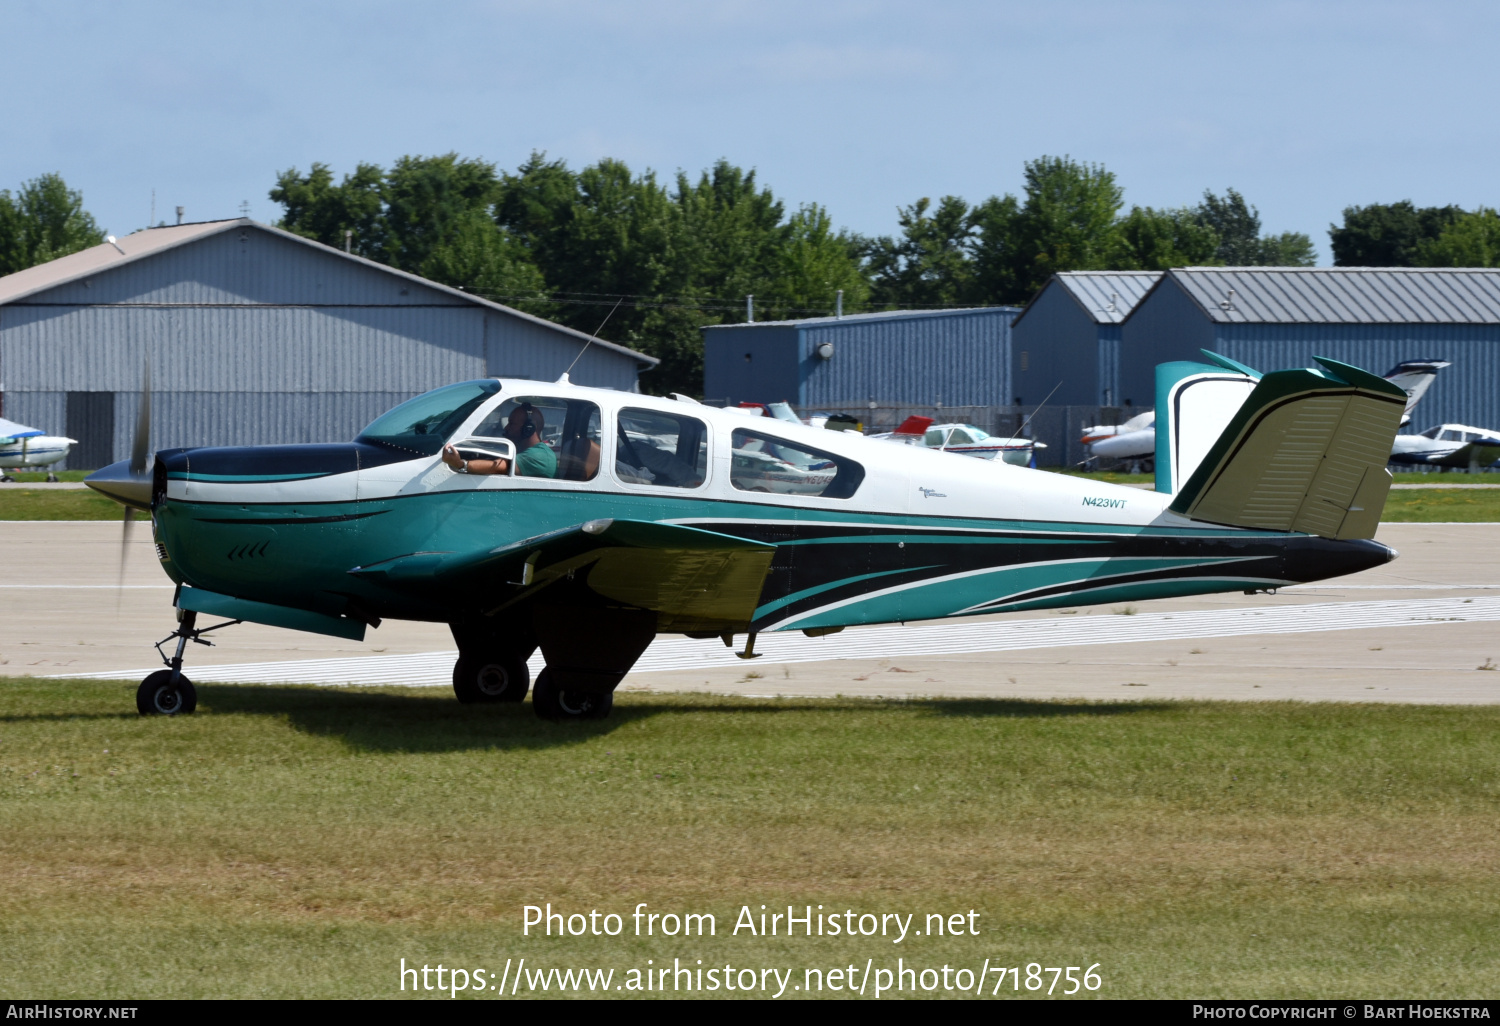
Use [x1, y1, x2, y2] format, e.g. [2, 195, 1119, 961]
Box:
[136, 609, 243, 716]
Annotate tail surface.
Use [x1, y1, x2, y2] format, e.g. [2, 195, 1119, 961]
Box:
[1167, 356, 1407, 540]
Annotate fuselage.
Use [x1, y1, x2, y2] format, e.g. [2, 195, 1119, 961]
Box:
[133, 379, 1393, 636]
[0, 435, 73, 469]
[1391, 423, 1500, 468]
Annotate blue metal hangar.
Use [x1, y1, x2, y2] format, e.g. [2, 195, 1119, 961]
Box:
[1010, 271, 1161, 407]
[1118, 268, 1500, 430]
[0, 219, 655, 469]
[702, 306, 1020, 408]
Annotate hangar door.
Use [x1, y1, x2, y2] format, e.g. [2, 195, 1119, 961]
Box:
[65, 391, 115, 470]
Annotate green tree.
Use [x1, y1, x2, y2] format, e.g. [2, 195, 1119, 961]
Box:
[866, 195, 975, 308]
[382, 153, 501, 273]
[966, 193, 1023, 303]
[1330, 201, 1464, 266]
[1194, 188, 1315, 266]
[1194, 188, 1262, 264]
[762, 203, 870, 316]
[0, 172, 105, 275]
[1258, 231, 1317, 266]
[1413, 208, 1500, 267]
[419, 209, 551, 316]
[1111, 206, 1220, 270]
[269, 162, 385, 258]
[1010, 156, 1124, 293]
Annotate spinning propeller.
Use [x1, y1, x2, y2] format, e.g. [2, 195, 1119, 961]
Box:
[83, 366, 153, 594]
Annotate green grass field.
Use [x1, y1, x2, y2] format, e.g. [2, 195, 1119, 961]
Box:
[2, 678, 1498, 999]
[5, 480, 1498, 522]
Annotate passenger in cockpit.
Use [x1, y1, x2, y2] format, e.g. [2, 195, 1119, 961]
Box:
[441, 402, 558, 478]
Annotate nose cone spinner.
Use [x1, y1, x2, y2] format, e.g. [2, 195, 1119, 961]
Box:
[86, 459, 153, 509]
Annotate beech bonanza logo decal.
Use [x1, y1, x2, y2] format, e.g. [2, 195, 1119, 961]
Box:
[1082, 496, 1126, 509]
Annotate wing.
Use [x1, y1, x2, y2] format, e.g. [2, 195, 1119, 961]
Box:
[349, 518, 777, 632]
[1429, 440, 1500, 468]
[1168, 357, 1407, 540]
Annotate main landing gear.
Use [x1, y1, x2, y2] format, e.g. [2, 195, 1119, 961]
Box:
[448, 608, 654, 722]
[136, 609, 242, 716]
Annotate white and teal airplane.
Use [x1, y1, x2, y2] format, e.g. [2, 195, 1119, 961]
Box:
[87, 351, 1408, 721]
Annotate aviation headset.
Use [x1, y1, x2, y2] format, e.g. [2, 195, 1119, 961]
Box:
[516, 402, 539, 440]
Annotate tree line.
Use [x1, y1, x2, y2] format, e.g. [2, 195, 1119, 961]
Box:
[5, 159, 1500, 395]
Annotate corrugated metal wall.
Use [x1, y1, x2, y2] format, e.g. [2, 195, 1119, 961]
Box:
[1118, 278, 1216, 406]
[1119, 275, 1500, 428]
[1213, 324, 1500, 431]
[34, 228, 470, 309]
[800, 309, 1018, 407]
[1012, 285, 1103, 406]
[0, 226, 644, 468]
[705, 310, 1018, 408]
[702, 325, 803, 404]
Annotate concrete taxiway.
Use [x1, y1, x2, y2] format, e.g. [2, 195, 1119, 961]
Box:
[5, 521, 1500, 704]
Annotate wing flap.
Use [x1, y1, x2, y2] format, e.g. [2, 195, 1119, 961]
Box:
[1169, 358, 1407, 540]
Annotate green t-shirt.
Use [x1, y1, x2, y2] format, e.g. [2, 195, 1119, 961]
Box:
[516, 442, 558, 478]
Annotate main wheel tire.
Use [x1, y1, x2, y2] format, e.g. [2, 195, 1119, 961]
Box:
[136, 670, 197, 716]
[452, 652, 530, 703]
[531, 668, 613, 721]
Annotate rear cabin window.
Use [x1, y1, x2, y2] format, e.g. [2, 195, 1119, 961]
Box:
[472, 396, 602, 480]
[730, 429, 865, 499]
[616, 409, 708, 488]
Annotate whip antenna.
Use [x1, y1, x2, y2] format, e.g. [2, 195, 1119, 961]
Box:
[563, 297, 625, 379]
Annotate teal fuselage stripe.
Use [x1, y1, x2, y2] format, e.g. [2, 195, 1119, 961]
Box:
[151, 483, 1359, 634]
[752, 566, 930, 619]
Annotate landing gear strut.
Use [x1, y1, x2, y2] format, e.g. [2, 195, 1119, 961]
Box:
[136, 609, 242, 716]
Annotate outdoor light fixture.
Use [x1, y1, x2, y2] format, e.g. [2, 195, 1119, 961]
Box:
[815, 342, 835, 360]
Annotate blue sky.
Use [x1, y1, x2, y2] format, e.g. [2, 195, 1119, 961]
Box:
[5, 1, 1495, 262]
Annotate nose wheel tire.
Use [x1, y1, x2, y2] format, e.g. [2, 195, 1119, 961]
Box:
[531, 669, 613, 721]
[452, 652, 530, 703]
[136, 670, 197, 716]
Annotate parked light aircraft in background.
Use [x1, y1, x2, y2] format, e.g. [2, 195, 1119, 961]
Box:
[0, 417, 75, 481]
[869, 416, 1045, 466]
[87, 351, 1406, 722]
[1082, 359, 1452, 470]
[1390, 423, 1500, 470]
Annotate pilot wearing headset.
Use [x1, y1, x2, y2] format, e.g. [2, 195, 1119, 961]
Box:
[441, 401, 558, 478]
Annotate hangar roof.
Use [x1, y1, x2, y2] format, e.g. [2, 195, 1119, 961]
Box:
[1014, 271, 1162, 327]
[0, 218, 656, 366]
[1158, 267, 1500, 325]
[704, 306, 1017, 330]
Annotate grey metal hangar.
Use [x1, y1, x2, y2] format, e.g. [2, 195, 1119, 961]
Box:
[0, 218, 656, 471]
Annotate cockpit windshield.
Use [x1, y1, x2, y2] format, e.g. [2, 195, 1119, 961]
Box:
[356, 380, 501, 456]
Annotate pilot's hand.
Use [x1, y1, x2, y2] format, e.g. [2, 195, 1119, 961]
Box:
[440, 444, 462, 469]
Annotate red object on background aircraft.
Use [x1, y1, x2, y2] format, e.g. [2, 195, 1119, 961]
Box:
[891, 416, 933, 437]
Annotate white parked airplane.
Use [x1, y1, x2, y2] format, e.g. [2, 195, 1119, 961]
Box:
[1390, 424, 1500, 471]
[869, 416, 1045, 466]
[0, 417, 75, 481]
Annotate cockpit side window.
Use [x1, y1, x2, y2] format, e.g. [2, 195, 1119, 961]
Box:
[473, 396, 602, 480]
[616, 409, 709, 488]
[730, 429, 864, 499]
[356, 380, 500, 457]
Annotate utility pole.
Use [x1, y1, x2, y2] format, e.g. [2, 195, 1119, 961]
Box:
[746, 295, 754, 323]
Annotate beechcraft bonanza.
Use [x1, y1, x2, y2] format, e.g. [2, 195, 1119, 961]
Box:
[88, 350, 1408, 721]
[0, 417, 75, 481]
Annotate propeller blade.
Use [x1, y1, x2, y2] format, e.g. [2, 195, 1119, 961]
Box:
[129, 363, 151, 475]
[117, 505, 135, 606]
